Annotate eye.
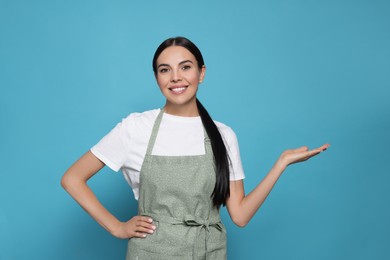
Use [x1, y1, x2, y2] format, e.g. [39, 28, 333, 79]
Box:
[181, 65, 191, 71]
[159, 67, 169, 73]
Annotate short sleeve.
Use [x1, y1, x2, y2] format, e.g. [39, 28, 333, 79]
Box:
[217, 124, 245, 181]
[90, 116, 132, 172]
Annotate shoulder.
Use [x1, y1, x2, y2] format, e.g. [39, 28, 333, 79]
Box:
[214, 120, 238, 143]
[125, 108, 160, 122]
[214, 120, 235, 136]
[108, 109, 160, 140]
[122, 108, 160, 128]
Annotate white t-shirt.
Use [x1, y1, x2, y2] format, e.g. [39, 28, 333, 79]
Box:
[91, 109, 245, 200]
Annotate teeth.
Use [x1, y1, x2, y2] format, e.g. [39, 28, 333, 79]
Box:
[171, 87, 186, 92]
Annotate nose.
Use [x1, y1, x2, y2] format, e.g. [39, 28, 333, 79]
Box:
[170, 69, 182, 82]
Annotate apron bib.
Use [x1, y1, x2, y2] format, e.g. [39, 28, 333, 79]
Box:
[126, 109, 227, 260]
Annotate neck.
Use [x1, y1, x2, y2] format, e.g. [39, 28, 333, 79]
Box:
[163, 100, 199, 117]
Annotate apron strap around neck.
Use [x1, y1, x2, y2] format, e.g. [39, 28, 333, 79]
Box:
[203, 129, 213, 157]
[145, 108, 164, 156]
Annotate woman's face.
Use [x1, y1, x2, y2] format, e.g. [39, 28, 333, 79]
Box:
[155, 46, 205, 115]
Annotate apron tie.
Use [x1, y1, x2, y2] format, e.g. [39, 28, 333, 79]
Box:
[143, 213, 223, 260]
[182, 215, 224, 260]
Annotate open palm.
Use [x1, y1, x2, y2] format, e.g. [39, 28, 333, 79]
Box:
[279, 144, 330, 167]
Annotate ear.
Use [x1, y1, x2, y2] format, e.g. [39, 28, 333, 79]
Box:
[199, 65, 206, 83]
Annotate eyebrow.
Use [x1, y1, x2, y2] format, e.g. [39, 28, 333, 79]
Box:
[157, 60, 194, 69]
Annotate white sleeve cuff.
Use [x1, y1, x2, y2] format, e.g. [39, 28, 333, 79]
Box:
[90, 147, 121, 172]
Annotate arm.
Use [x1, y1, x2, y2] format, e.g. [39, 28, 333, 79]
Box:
[61, 151, 155, 238]
[226, 144, 330, 227]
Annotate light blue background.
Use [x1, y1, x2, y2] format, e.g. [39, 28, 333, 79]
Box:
[1, 0, 389, 259]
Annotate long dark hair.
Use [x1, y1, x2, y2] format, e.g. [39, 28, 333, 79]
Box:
[152, 36, 230, 208]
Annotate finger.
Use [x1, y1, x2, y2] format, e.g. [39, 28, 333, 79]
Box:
[132, 231, 148, 238]
[303, 149, 322, 159]
[294, 146, 309, 153]
[306, 144, 329, 155]
[136, 217, 155, 228]
[313, 144, 329, 151]
[136, 221, 156, 231]
[135, 226, 155, 234]
[313, 144, 330, 153]
[137, 216, 153, 223]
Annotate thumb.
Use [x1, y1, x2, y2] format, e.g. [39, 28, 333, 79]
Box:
[293, 146, 309, 153]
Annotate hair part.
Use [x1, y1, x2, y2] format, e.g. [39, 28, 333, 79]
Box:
[152, 36, 230, 207]
[153, 37, 205, 74]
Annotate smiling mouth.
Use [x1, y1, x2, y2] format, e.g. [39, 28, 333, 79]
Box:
[169, 86, 188, 94]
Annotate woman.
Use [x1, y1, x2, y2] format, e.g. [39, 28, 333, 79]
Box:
[61, 36, 329, 259]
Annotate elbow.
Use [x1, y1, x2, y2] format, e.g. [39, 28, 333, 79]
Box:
[231, 216, 249, 228]
[60, 174, 71, 191]
[61, 171, 78, 192]
[234, 220, 248, 228]
[61, 171, 88, 194]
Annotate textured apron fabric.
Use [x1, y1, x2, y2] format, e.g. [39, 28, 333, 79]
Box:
[126, 109, 227, 260]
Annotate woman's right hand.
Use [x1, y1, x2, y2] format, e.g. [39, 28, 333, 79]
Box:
[113, 216, 156, 239]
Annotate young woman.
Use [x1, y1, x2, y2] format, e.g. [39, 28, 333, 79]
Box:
[61, 36, 329, 259]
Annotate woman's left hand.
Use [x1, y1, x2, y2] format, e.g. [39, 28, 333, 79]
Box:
[277, 144, 330, 169]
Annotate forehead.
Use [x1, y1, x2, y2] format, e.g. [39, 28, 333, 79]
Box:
[156, 46, 197, 65]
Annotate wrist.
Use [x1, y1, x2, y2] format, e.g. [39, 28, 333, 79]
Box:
[274, 158, 288, 172]
[109, 220, 124, 238]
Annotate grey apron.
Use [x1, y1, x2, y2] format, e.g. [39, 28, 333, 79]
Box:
[126, 109, 227, 260]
